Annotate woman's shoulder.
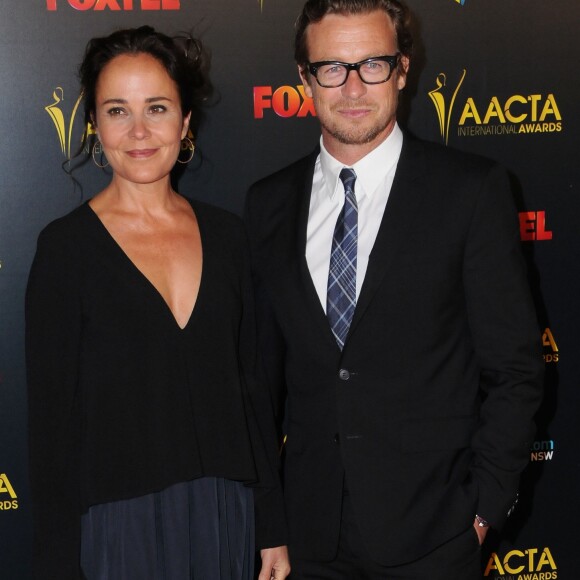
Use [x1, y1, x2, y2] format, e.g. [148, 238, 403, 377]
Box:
[36, 202, 94, 251]
[29, 203, 97, 285]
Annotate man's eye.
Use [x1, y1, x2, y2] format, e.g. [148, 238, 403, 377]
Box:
[363, 61, 384, 72]
[319, 64, 345, 77]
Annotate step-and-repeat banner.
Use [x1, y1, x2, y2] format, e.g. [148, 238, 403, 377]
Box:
[1, 1, 578, 577]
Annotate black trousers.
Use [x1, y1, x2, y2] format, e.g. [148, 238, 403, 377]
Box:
[289, 490, 482, 580]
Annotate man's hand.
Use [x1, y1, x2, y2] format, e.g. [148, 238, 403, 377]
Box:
[258, 546, 291, 580]
[473, 518, 489, 545]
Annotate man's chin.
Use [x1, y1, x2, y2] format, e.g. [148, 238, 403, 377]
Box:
[327, 126, 386, 146]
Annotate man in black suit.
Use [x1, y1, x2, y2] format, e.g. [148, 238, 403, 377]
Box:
[244, 1, 544, 577]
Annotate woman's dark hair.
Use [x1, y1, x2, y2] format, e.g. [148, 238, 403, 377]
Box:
[295, 0, 413, 73]
[79, 25, 212, 138]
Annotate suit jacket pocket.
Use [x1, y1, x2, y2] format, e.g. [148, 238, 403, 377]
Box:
[401, 415, 477, 453]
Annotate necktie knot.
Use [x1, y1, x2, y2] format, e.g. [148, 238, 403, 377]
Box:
[339, 167, 357, 201]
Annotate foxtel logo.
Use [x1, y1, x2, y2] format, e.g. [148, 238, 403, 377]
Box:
[47, 0, 179, 10]
[519, 211, 552, 241]
[254, 86, 316, 119]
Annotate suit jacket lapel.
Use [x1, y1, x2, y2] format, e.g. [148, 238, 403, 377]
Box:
[348, 137, 427, 340]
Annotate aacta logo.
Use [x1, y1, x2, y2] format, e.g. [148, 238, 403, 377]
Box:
[542, 327, 559, 364]
[253, 85, 316, 119]
[531, 440, 554, 462]
[428, 70, 562, 142]
[46, 0, 179, 10]
[484, 547, 557, 578]
[0, 474, 19, 511]
[519, 211, 552, 242]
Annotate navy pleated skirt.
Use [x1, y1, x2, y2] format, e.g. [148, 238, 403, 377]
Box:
[80, 477, 255, 580]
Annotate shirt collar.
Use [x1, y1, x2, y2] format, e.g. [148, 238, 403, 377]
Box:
[319, 123, 403, 202]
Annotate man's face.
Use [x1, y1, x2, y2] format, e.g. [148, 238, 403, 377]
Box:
[299, 10, 409, 162]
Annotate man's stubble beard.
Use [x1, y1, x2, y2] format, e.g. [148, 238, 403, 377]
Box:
[321, 119, 388, 145]
[319, 104, 391, 146]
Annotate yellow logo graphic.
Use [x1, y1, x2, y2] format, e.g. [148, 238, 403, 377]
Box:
[0, 474, 19, 511]
[428, 70, 563, 141]
[45, 87, 91, 159]
[458, 93, 562, 134]
[428, 70, 466, 145]
[542, 328, 559, 363]
[484, 547, 557, 577]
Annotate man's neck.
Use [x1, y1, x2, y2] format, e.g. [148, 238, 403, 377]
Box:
[321, 121, 399, 166]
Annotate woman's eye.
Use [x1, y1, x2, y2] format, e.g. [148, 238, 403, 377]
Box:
[149, 105, 167, 114]
[107, 107, 125, 117]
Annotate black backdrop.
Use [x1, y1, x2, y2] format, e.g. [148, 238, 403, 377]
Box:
[1, 1, 578, 577]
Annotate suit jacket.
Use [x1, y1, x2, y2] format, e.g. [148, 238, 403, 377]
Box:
[244, 134, 544, 566]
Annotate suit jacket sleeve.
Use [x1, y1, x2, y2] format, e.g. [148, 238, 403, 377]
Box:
[463, 163, 544, 528]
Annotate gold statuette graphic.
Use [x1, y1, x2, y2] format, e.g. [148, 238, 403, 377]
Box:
[45, 87, 86, 159]
[428, 70, 466, 145]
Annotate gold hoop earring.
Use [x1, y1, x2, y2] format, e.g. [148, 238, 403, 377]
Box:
[177, 136, 195, 164]
[92, 140, 109, 168]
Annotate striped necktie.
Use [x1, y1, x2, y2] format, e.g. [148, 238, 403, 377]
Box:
[327, 168, 358, 350]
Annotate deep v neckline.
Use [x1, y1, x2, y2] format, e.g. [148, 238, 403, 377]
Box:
[84, 199, 204, 331]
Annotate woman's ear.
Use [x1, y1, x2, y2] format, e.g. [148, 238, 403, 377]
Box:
[90, 114, 98, 136]
[182, 112, 192, 139]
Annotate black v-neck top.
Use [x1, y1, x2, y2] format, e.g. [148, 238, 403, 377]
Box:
[26, 199, 286, 578]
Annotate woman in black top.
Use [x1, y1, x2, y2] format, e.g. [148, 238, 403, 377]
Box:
[26, 26, 289, 580]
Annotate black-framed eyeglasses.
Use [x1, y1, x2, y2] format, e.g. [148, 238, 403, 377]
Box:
[306, 54, 400, 88]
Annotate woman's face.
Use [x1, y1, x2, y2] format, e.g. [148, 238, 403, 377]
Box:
[93, 52, 190, 187]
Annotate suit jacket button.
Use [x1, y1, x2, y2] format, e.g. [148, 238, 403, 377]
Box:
[333, 433, 340, 444]
[339, 369, 350, 381]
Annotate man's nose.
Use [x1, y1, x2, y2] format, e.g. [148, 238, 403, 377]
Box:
[341, 69, 367, 99]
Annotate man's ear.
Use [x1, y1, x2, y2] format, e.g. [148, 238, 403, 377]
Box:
[298, 65, 313, 98]
[397, 55, 410, 91]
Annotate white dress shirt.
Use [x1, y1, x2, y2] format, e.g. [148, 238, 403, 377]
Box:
[306, 123, 404, 312]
